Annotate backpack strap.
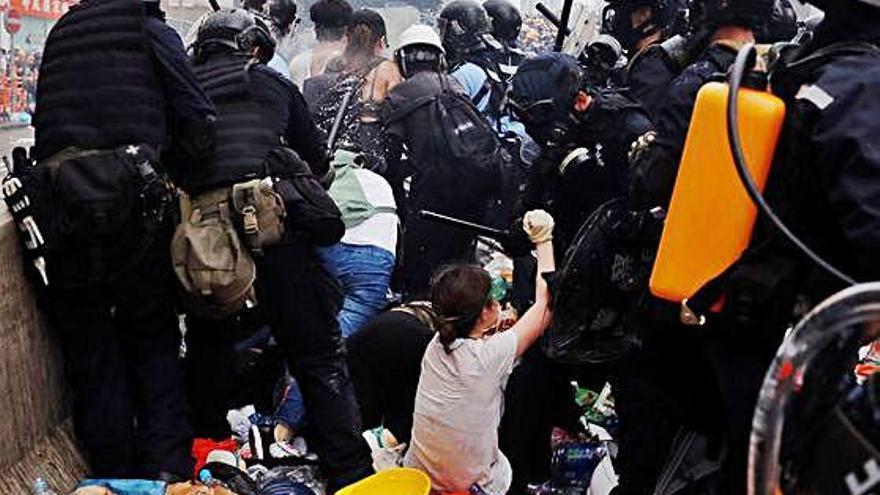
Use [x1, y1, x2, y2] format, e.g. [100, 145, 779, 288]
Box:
[381, 94, 438, 126]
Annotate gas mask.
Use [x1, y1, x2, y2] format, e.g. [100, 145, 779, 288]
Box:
[602, 2, 656, 54]
[510, 96, 583, 155]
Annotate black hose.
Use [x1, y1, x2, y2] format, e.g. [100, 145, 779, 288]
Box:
[726, 44, 856, 286]
[554, 0, 573, 52]
[536, 3, 571, 35]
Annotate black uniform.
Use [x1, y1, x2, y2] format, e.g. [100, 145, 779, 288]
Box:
[612, 43, 743, 495]
[625, 45, 683, 118]
[501, 85, 653, 494]
[630, 43, 738, 209]
[346, 307, 435, 444]
[522, 90, 653, 254]
[702, 12, 880, 492]
[182, 48, 372, 490]
[382, 70, 495, 297]
[32, 0, 216, 479]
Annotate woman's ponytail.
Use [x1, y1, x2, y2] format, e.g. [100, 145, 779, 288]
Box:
[429, 264, 492, 354]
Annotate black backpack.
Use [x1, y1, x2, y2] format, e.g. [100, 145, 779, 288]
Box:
[385, 83, 504, 195]
[266, 147, 344, 247]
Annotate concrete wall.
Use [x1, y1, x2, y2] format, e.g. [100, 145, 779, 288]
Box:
[0, 214, 86, 494]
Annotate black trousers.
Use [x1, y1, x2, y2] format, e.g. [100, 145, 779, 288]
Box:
[499, 347, 604, 495]
[186, 243, 372, 490]
[401, 215, 477, 299]
[48, 242, 193, 479]
[700, 321, 785, 494]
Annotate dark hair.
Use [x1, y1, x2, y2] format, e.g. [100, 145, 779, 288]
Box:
[430, 264, 492, 353]
[342, 11, 386, 70]
[316, 24, 346, 41]
[311, 0, 353, 40]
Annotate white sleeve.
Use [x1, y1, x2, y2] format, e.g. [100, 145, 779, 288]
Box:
[482, 331, 518, 378]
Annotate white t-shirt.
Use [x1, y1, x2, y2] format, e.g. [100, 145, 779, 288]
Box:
[288, 49, 312, 88]
[405, 331, 518, 495]
[288, 42, 343, 88]
[341, 168, 398, 255]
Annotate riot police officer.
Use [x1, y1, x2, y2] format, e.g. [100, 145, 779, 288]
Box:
[31, 0, 216, 480]
[601, 0, 690, 116]
[630, 0, 774, 209]
[182, 10, 373, 490]
[483, 0, 526, 79]
[706, 0, 880, 490]
[509, 53, 653, 253]
[438, 0, 507, 120]
[501, 53, 653, 494]
[244, 0, 299, 79]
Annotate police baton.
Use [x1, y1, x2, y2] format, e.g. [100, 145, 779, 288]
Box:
[553, 0, 574, 52]
[535, 3, 571, 36]
[417, 210, 510, 241]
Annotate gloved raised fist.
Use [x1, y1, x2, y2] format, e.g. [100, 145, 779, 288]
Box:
[522, 209, 554, 245]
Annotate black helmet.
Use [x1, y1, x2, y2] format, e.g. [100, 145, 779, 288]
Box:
[195, 9, 276, 63]
[509, 53, 583, 147]
[438, 0, 492, 61]
[601, 0, 689, 54]
[691, 0, 775, 31]
[750, 283, 880, 495]
[758, 0, 798, 43]
[484, 0, 522, 44]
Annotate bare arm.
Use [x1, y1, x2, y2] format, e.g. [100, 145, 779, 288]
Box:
[513, 239, 555, 357]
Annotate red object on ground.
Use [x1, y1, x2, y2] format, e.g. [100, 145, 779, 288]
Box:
[191, 437, 238, 478]
[5, 9, 20, 34]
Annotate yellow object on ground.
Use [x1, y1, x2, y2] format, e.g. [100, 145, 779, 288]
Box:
[337, 468, 431, 495]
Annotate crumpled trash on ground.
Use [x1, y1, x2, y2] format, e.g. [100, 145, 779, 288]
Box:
[361, 427, 407, 472]
[256, 478, 316, 495]
[73, 480, 166, 495]
[166, 482, 238, 495]
[225, 404, 313, 466]
[254, 466, 324, 495]
[71, 488, 113, 495]
[193, 438, 240, 478]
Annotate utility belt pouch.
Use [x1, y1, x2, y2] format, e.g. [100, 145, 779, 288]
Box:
[230, 178, 286, 255]
[31, 144, 171, 286]
[171, 188, 257, 320]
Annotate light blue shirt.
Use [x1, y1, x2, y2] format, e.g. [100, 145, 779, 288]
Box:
[451, 62, 491, 112]
[268, 53, 292, 82]
[451, 62, 536, 159]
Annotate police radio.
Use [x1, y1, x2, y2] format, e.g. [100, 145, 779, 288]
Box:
[1, 147, 49, 286]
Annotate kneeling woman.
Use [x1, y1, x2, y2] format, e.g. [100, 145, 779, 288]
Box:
[405, 210, 556, 495]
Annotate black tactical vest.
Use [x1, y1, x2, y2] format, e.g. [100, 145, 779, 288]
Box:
[184, 53, 284, 191]
[34, 0, 166, 162]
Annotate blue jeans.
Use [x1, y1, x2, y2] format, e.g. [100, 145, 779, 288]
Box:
[317, 243, 395, 338]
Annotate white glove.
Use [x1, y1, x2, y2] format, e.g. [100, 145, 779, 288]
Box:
[523, 209, 554, 245]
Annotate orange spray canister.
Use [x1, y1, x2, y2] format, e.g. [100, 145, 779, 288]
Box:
[649, 80, 786, 306]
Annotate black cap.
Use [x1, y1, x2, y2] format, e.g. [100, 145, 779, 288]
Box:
[310, 0, 353, 28]
[349, 8, 387, 38]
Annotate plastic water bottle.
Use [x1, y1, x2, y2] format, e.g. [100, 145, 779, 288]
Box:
[199, 469, 227, 489]
[32, 478, 58, 495]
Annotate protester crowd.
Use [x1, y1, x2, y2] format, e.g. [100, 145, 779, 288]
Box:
[3, 0, 880, 494]
[0, 47, 40, 120]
